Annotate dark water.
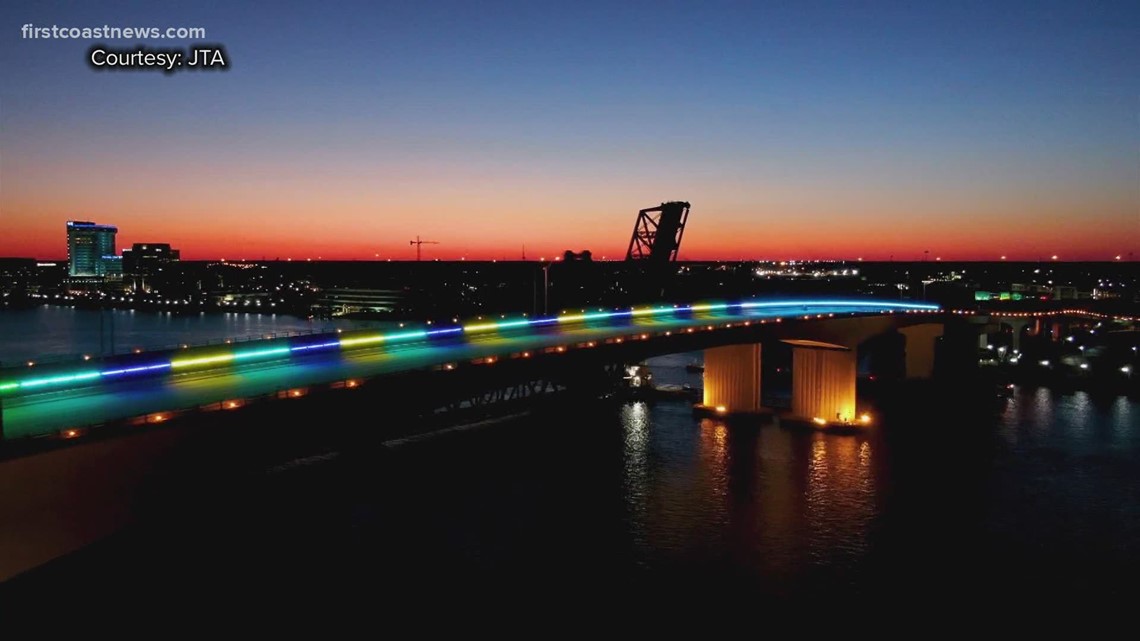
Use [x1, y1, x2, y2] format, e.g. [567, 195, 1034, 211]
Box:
[5, 353, 1140, 606]
[0, 306, 379, 362]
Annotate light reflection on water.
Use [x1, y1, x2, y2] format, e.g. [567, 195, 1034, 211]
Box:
[17, 342, 1139, 596]
[587, 355, 1140, 591]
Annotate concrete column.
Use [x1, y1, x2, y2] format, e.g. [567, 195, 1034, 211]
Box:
[978, 333, 989, 349]
[900, 323, 944, 380]
[1006, 319, 1028, 352]
[790, 343, 856, 423]
[702, 343, 761, 413]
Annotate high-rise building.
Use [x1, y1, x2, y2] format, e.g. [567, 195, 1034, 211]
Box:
[122, 243, 181, 273]
[66, 220, 118, 277]
[122, 243, 181, 292]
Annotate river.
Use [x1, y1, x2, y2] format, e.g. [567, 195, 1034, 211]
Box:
[3, 313, 1138, 601]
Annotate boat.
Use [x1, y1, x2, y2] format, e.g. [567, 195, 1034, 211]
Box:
[685, 362, 704, 373]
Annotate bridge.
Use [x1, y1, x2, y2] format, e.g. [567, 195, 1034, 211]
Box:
[1, 296, 1130, 581]
[1, 297, 949, 441]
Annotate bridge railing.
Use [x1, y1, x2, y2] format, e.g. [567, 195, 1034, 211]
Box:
[5, 325, 397, 368]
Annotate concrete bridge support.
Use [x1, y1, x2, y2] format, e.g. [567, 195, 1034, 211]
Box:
[788, 341, 856, 424]
[702, 343, 762, 413]
[1006, 318, 1030, 352]
[900, 323, 944, 380]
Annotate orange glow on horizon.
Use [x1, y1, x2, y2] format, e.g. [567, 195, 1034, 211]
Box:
[1, 184, 1134, 261]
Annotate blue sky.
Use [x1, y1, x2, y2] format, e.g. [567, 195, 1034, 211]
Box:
[2, 1, 1137, 259]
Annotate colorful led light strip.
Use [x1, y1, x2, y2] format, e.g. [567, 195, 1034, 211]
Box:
[0, 299, 940, 395]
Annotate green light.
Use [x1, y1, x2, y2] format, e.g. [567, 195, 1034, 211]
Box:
[1, 382, 22, 391]
[20, 371, 101, 389]
[234, 347, 291, 360]
[171, 353, 236, 368]
[384, 330, 428, 341]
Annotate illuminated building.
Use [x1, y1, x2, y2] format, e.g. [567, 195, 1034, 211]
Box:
[66, 220, 118, 277]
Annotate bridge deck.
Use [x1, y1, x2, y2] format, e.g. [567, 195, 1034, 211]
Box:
[1, 300, 939, 439]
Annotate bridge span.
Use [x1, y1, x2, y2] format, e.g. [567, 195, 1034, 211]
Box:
[1, 298, 943, 440]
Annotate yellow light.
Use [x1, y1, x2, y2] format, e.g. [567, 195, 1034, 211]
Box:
[224, 401, 239, 409]
[346, 380, 359, 388]
[715, 405, 727, 414]
[812, 417, 827, 425]
[860, 413, 871, 424]
[153, 414, 166, 422]
[171, 353, 235, 368]
[64, 429, 79, 438]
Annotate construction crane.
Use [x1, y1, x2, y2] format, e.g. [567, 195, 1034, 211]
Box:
[409, 235, 439, 261]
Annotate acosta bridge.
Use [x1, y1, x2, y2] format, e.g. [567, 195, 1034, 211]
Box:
[0, 297, 944, 441]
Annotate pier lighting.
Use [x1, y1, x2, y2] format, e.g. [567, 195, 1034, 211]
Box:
[1039, 360, 1050, 367]
[64, 429, 79, 438]
[1122, 366, 1132, 374]
[860, 413, 872, 424]
[715, 406, 727, 414]
[812, 417, 827, 425]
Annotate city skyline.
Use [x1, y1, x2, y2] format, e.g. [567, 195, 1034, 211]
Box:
[2, 1, 1138, 261]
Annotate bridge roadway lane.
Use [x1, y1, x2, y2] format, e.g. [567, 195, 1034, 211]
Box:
[1, 303, 927, 438]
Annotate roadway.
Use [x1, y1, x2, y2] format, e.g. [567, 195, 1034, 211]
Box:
[1, 300, 938, 439]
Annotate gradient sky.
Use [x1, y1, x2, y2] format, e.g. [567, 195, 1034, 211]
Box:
[1, 1, 1137, 261]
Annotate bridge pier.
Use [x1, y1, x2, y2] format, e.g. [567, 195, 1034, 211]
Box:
[787, 341, 857, 426]
[900, 324, 944, 380]
[1006, 318, 1029, 352]
[700, 343, 762, 415]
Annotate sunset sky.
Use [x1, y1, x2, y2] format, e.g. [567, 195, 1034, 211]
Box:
[1, 1, 1137, 261]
